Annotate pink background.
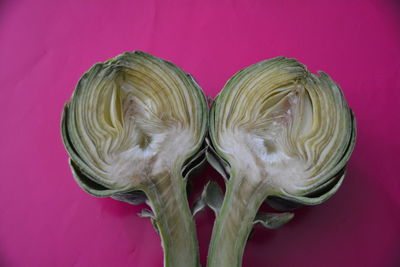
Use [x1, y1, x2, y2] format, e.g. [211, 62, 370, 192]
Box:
[0, 0, 399, 266]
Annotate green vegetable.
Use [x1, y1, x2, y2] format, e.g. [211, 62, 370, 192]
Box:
[61, 51, 207, 267]
[206, 57, 356, 267]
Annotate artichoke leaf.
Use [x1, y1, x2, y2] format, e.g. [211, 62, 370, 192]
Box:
[182, 145, 207, 180]
[112, 191, 147, 205]
[254, 212, 294, 230]
[193, 181, 224, 216]
[205, 138, 230, 181]
[139, 208, 156, 219]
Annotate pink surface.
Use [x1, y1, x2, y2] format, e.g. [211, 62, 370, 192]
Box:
[0, 0, 399, 266]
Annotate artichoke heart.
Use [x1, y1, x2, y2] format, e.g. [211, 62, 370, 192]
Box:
[62, 51, 207, 194]
[210, 56, 356, 204]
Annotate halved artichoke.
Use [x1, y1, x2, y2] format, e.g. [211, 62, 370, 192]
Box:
[206, 57, 356, 267]
[61, 51, 207, 267]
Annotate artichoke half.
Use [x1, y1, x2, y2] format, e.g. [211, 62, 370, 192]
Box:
[61, 51, 207, 267]
[206, 57, 356, 267]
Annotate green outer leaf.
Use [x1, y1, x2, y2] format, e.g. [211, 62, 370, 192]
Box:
[111, 191, 147, 205]
[69, 159, 131, 197]
[193, 181, 224, 216]
[205, 138, 230, 181]
[193, 181, 226, 217]
[278, 172, 346, 206]
[254, 212, 294, 230]
[203, 181, 224, 215]
[182, 145, 207, 180]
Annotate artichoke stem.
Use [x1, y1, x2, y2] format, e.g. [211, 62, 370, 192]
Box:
[207, 174, 268, 267]
[144, 174, 200, 267]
